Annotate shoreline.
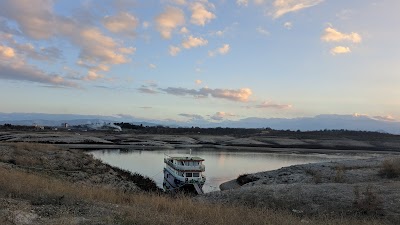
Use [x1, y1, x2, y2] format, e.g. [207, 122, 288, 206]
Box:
[1, 130, 399, 155]
[62, 143, 400, 156]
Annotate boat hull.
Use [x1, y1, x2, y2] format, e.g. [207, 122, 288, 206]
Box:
[163, 168, 204, 194]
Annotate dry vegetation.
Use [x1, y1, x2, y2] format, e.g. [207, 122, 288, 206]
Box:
[0, 167, 387, 225]
[380, 158, 400, 178]
[353, 185, 383, 216]
[0, 142, 392, 224]
[237, 174, 260, 185]
[0, 143, 159, 192]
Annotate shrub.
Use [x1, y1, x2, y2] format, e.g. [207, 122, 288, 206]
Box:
[305, 169, 322, 184]
[334, 165, 345, 183]
[353, 185, 383, 215]
[236, 174, 259, 185]
[379, 158, 400, 178]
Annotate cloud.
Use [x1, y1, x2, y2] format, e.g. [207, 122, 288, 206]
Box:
[210, 112, 236, 121]
[189, 1, 216, 26]
[330, 46, 351, 55]
[215, 30, 224, 36]
[74, 27, 131, 65]
[77, 60, 109, 72]
[353, 113, 398, 122]
[271, 0, 323, 18]
[0, 61, 78, 87]
[336, 9, 353, 20]
[195, 79, 202, 85]
[208, 44, 230, 57]
[102, 12, 139, 36]
[180, 27, 189, 34]
[83, 70, 104, 81]
[138, 85, 159, 94]
[142, 21, 150, 29]
[0, 0, 55, 39]
[149, 63, 157, 69]
[0, 1, 136, 81]
[256, 27, 270, 36]
[0, 45, 16, 59]
[251, 101, 292, 109]
[373, 115, 397, 122]
[169, 45, 181, 56]
[14, 43, 61, 61]
[236, 0, 249, 7]
[321, 27, 362, 43]
[0, 43, 77, 86]
[353, 113, 368, 118]
[283, 22, 292, 29]
[182, 35, 208, 49]
[210, 23, 238, 37]
[1, 34, 62, 62]
[179, 113, 204, 120]
[170, 0, 186, 5]
[0, 18, 21, 35]
[155, 6, 185, 39]
[254, 0, 267, 4]
[160, 87, 252, 102]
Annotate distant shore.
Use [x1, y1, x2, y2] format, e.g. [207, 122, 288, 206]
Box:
[1, 130, 400, 155]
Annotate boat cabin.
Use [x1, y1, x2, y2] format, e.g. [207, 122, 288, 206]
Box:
[163, 155, 206, 194]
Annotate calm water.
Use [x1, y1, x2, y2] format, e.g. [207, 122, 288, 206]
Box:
[89, 149, 360, 193]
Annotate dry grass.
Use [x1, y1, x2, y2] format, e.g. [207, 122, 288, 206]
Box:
[0, 167, 387, 225]
[237, 174, 259, 185]
[306, 169, 322, 184]
[0, 142, 160, 192]
[334, 165, 345, 183]
[353, 185, 383, 216]
[379, 158, 400, 178]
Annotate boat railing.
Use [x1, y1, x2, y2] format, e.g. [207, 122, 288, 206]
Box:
[164, 158, 205, 172]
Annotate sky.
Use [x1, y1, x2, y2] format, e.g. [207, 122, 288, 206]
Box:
[0, 0, 399, 124]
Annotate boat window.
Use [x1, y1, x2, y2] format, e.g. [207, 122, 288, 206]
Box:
[186, 173, 192, 177]
[180, 161, 184, 166]
[193, 173, 199, 177]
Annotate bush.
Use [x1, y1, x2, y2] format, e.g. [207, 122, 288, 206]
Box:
[353, 185, 383, 215]
[334, 165, 345, 183]
[379, 158, 400, 178]
[305, 169, 322, 184]
[237, 174, 259, 185]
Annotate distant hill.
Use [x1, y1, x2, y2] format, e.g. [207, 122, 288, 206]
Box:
[1, 112, 399, 134]
[0, 112, 158, 127]
[217, 114, 400, 134]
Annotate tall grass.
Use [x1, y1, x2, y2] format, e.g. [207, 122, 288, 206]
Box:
[0, 167, 386, 225]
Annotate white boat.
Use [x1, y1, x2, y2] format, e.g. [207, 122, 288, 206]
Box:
[163, 155, 206, 194]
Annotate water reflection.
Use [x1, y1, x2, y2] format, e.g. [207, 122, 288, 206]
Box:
[90, 149, 362, 193]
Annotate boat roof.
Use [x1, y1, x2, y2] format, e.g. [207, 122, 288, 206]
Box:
[167, 156, 204, 161]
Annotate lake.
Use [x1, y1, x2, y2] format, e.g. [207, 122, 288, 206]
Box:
[89, 149, 363, 193]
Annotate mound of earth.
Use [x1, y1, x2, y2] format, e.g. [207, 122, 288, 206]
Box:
[199, 157, 400, 222]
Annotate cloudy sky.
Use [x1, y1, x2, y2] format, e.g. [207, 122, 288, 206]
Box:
[0, 0, 399, 123]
